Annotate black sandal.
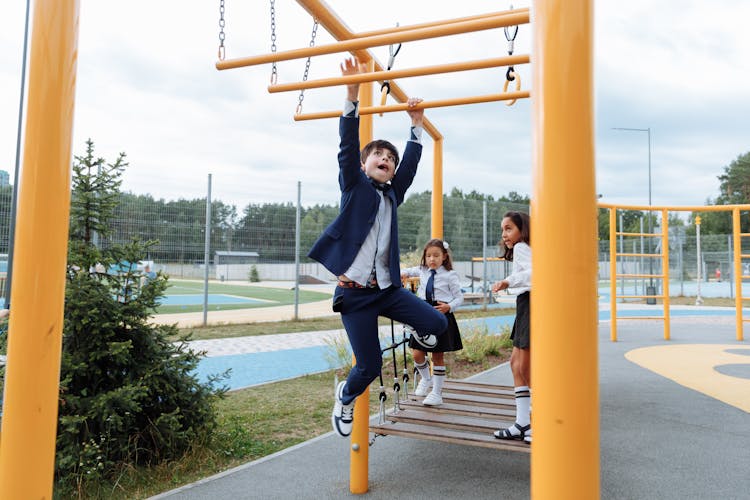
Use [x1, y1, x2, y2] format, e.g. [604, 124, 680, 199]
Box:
[493, 423, 531, 440]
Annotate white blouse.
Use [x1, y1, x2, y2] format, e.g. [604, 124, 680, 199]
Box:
[504, 242, 531, 294]
[402, 265, 464, 312]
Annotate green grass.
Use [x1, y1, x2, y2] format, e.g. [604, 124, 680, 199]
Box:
[155, 279, 331, 314]
[72, 328, 513, 499]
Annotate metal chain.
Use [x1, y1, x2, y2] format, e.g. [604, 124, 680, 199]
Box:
[369, 433, 383, 446]
[270, 0, 277, 84]
[504, 4, 519, 81]
[380, 36, 402, 96]
[296, 20, 319, 114]
[218, 0, 226, 60]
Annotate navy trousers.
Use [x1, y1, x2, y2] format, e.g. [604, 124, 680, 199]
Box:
[335, 285, 448, 405]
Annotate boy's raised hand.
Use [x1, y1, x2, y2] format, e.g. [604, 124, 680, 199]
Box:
[406, 97, 424, 127]
[341, 57, 367, 101]
[341, 57, 366, 76]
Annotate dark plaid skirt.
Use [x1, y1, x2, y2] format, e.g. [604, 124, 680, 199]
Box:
[510, 291, 530, 349]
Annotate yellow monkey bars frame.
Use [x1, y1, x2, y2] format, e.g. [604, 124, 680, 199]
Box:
[0, 1, 600, 498]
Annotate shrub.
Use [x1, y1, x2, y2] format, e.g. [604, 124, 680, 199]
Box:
[248, 265, 260, 282]
[55, 140, 227, 495]
[454, 324, 512, 364]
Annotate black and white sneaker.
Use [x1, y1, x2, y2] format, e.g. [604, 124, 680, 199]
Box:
[332, 380, 354, 437]
[411, 332, 438, 349]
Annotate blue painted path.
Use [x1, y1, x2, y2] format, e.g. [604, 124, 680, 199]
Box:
[194, 308, 743, 391]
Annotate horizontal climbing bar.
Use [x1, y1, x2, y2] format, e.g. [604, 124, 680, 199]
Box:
[617, 294, 663, 299]
[293, 90, 531, 121]
[616, 252, 662, 258]
[353, 7, 529, 38]
[600, 202, 750, 212]
[268, 55, 530, 93]
[618, 274, 664, 279]
[216, 11, 530, 70]
[614, 316, 665, 320]
[615, 231, 662, 237]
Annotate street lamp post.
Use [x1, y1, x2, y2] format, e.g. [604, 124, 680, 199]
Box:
[695, 216, 703, 305]
[613, 127, 655, 303]
[613, 127, 651, 205]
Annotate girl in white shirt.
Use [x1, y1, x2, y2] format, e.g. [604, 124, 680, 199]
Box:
[401, 239, 464, 406]
[491, 211, 532, 444]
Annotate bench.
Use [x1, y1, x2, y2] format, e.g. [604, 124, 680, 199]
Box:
[369, 379, 530, 452]
[462, 292, 489, 305]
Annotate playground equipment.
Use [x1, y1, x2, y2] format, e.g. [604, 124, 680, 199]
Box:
[0, 1, 77, 498]
[0, 1, 600, 499]
[602, 202, 750, 342]
[213, 1, 597, 498]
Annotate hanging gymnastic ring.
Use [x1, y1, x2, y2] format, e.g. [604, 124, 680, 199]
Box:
[503, 71, 521, 106]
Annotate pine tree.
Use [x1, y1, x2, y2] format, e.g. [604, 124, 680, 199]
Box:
[56, 139, 225, 491]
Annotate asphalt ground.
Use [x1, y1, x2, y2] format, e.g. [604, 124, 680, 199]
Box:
[152, 316, 750, 500]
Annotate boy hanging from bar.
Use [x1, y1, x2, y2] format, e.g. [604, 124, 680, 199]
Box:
[308, 57, 447, 437]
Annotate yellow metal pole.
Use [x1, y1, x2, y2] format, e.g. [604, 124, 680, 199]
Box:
[269, 55, 531, 93]
[609, 208, 617, 342]
[732, 208, 744, 341]
[353, 7, 529, 39]
[294, 91, 531, 121]
[432, 139, 444, 239]
[0, 0, 79, 497]
[599, 202, 750, 213]
[349, 60, 373, 495]
[532, 1, 599, 499]
[661, 209, 671, 340]
[216, 11, 530, 70]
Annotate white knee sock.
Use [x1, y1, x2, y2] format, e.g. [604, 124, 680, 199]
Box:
[415, 360, 431, 381]
[431, 365, 446, 395]
[515, 386, 531, 427]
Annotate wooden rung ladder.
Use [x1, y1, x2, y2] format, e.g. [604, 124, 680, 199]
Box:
[369, 379, 530, 453]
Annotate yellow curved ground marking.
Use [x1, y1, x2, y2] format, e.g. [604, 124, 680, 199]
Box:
[625, 345, 750, 413]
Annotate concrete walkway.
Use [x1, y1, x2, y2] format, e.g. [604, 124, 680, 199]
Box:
[149, 305, 750, 499]
[151, 299, 336, 328]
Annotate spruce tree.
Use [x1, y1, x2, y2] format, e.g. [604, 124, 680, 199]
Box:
[56, 140, 225, 491]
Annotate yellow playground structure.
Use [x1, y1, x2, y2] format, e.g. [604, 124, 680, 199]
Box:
[0, 1, 599, 498]
[603, 202, 750, 343]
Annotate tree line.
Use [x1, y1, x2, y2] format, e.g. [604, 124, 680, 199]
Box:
[2, 151, 749, 262]
[84, 188, 531, 263]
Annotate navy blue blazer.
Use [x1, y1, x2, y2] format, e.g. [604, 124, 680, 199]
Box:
[308, 114, 422, 286]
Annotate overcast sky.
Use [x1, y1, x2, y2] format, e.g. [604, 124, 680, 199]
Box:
[1, 1, 749, 210]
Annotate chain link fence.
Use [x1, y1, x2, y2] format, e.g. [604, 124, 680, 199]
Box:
[0, 185, 527, 302]
[599, 229, 748, 299]
[1, 184, 746, 301]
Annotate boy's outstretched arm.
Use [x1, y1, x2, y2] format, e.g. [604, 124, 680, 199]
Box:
[406, 97, 424, 128]
[341, 57, 367, 102]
